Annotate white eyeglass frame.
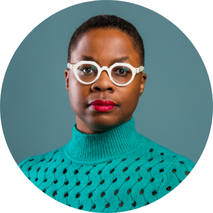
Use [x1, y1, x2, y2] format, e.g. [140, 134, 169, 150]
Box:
[67, 61, 144, 87]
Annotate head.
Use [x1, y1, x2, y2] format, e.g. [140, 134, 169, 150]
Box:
[65, 15, 147, 134]
[68, 15, 144, 66]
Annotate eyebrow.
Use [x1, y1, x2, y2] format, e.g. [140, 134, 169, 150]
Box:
[112, 56, 132, 64]
[80, 55, 96, 61]
[79, 55, 132, 65]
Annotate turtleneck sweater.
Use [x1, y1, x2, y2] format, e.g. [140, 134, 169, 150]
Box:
[19, 118, 195, 212]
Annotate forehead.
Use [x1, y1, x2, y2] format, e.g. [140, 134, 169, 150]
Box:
[71, 28, 140, 66]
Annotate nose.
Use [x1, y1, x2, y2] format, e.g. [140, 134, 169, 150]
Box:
[91, 70, 114, 92]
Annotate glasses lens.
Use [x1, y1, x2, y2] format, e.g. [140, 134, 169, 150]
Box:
[76, 64, 98, 83]
[111, 65, 133, 84]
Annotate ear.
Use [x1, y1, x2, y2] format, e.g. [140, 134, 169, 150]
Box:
[139, 73, 147, 96]
[64, 69, 69, 91]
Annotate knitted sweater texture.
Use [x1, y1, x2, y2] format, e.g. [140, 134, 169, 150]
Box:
[19, 118, 195, 212]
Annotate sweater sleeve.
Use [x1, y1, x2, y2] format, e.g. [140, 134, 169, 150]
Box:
[158, 155, 195, 199]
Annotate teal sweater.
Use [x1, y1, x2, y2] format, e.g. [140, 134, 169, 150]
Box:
[19, 118, 195, 212]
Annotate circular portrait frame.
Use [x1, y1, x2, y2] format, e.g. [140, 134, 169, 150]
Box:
[0, 0, 212, 213]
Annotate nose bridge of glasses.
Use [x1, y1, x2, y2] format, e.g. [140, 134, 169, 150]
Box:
[100, 66, 110, 73]
[98, 66, 111, 78]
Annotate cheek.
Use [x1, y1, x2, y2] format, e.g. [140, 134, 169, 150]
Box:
[119, 89, 140, 115]
[68, 80, 88, 113]
[121, 83, 141, 112]
[127, 93, 139, 110]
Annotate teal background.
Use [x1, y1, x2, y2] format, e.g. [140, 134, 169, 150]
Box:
[0, 1, 212, 164]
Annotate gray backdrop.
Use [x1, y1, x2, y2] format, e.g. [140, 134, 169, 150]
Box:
[0, 1, 212, 164]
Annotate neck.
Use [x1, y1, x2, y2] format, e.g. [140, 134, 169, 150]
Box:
[76, 116, 132, 134]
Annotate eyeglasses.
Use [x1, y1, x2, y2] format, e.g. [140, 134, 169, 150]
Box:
[67, 61, 144, 86]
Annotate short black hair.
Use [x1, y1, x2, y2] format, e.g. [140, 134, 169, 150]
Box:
[67, 15, 144, 65]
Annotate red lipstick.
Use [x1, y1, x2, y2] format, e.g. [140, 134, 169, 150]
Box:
[89, 100, 116, 112]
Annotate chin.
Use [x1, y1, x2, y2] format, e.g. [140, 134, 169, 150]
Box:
[86, 114, 129, 132]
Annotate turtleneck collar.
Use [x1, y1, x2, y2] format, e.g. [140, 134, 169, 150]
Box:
[65, 118, 143, 163]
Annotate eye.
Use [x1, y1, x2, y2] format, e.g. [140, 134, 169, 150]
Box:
[114, 67, 130, 75]
[82, 67, 92, 73]
[79, 65, 97, 74]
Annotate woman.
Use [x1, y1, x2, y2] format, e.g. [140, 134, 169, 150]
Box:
[19, 15, 195, 212]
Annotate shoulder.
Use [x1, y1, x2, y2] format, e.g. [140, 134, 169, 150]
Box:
[134, 136, 195, 199]
[157, 154, 195, 199]
[141, 136, 195, 172]
[143, 138, 195, 198]
[137, 134, 194, 163]
[18, 146, 65, 178]
[126, 134, 195, 185]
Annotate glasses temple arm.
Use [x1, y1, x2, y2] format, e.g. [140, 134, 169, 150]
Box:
[136, 66, 144, 73]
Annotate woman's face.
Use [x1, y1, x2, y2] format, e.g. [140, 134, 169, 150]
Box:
[65, 28, 147, 134]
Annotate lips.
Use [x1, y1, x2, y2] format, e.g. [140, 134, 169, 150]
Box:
[89, 100, 116, 112]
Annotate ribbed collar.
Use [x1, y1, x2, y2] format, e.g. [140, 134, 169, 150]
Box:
[65, 118, 143, 163]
